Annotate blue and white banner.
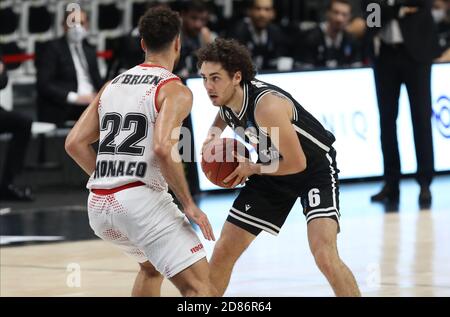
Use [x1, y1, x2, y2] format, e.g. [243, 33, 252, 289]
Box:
[188, 63, 450, 191]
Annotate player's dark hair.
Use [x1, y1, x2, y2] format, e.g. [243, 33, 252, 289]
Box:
[138, 7, 181, 52]
[197, 38, 256, 84]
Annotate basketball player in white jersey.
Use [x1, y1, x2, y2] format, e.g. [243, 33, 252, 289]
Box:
[65, 7, 216, 297]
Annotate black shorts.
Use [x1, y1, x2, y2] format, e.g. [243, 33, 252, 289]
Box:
[227, 149, 340, 236]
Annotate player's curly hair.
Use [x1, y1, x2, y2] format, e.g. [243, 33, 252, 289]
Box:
[197, 38, 256, 84]
[138, 7, 181, 52]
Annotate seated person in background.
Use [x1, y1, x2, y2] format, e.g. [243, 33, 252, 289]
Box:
[226, 0, 288, 71]
[433, 0, 450, 62]
[0, 52, 33, 202]
[339, 0, 367, 40]
[106, 27, 143, 80]
[346, 17, 367, 40]
[173, 0, 216, 194]
[296, 0, 363, 69]
[107, 1, 169, 79]
[36, 8, 103, 127]
[174, 0, 215, 80]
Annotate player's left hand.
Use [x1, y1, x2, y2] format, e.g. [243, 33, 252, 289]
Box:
[223, 151, 259, 188]
[184, 203, 216, 241]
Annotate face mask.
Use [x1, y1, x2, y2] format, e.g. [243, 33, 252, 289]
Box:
[432, 9, 446, 24]
[67, 24, 87, 43]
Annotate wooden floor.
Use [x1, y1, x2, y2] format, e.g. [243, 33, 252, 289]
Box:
[1, 178, 450, 297]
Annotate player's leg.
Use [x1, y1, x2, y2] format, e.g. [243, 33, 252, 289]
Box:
[88, 188, 166, 296]
[123, 189, 217, 297]
[209, 221, 256, 296]
[210, 176, 296, 296]
[131, 261, 164, 297]
[307, 218, 360, 296]
[302, 151, 360, 296]
[141, 219, 217, 297]
[170, 257, 217, 297]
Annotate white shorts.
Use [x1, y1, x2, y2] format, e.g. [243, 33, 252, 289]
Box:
[87, 185, 206, 278]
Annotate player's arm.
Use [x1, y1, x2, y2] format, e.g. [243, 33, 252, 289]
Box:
[224, 93, 307, 187]
[65, 83, 109, 175]
[202, 110, 228, 154]
[209, 110, 228, 137]
[154, 81, 215, 241]
[255, 94, 307, 176]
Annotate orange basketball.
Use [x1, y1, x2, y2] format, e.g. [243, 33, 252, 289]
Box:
[201, 138, 250, 188]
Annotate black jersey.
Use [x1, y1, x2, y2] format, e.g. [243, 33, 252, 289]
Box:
[219, 79, 336, 172]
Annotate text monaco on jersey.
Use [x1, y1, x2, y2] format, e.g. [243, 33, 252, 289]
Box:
[94, 160, 147, 179]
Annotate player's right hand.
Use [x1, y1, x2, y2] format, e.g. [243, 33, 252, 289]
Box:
[201, 134, 219, 155]
[184, 204, 216, 241]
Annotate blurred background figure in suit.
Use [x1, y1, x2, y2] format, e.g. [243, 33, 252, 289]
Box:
[296, 0, 363, 69]
[174, 0, 215, 80]
[36, 8, 103, 127]
[362, 0, 439, 208]
[433, 0, 450, 61]
[226, 0, 288, 71]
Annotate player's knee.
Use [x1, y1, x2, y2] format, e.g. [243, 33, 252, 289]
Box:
[311, 245, 339, 276]
[179, 280, 216, 297]
[212, 238, 241, 265]
[139, 263, 162, 279]
[202, 283, 219, 297]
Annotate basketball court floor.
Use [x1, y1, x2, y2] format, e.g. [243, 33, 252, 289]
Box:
[1, 176, 449, 297]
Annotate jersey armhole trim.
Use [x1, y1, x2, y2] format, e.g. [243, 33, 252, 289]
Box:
[154, 77, 182, 113]
[98, 82, 111, 109]
[253, 90, 272, 136]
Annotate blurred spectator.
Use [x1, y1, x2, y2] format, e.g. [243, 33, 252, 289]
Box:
[0, 50, 33, 202]
[296, 0, 363, 69]
[36, 8, 103, 127]
[433, 0, 450, 61]
[346, 16, 368, 39]
[226, 0, 289, 71]
[362, 0, 439, 207]
[173, 0, 215, 194]
[174, 0, 215, 79]
[107, 1, 169, 78]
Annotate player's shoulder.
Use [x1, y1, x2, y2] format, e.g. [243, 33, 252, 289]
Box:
[157, 78, 192, 107]
[257, 89, 292, 108]
[161, 78, 191, 96]
[254, 89, 293, 123]
[255, 94, 283, 115]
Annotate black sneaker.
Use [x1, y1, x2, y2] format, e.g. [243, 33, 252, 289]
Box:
[0, 185, 34, 202]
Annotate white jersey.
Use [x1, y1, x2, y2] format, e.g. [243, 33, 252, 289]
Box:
[87, 63, 180, 191]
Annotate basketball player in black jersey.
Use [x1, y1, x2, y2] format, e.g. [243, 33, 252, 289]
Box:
[197, 38, 360, 296]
